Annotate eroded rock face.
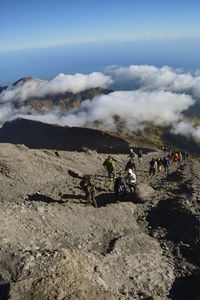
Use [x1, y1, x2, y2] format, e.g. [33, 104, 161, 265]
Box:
[0, 144, 199, 299]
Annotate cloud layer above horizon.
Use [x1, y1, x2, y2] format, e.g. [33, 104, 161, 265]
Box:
[1, 65, 200, 140]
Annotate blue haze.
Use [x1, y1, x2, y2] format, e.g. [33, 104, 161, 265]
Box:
[1, 38, 200, 86]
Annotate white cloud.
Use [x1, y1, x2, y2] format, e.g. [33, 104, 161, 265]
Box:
[171, 121, 195, 137]
[0, 104, 15, 125]
[0, 72, 113, 102]
[65, 90, 193, 126]
[0, 103, 33, 126]
[17, 90, 194, 132]
[171, 121, 200, 140]
[108, 65, 200, 98]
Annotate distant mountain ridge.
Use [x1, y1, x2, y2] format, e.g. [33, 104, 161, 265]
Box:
[0, 76, 112, 114]
[12, 76, 38, 86]
[22, 87, 111, 114]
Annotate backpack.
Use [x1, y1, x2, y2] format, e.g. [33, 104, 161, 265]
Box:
[81, 175, 92, 188]
[118, 182, 126, 195]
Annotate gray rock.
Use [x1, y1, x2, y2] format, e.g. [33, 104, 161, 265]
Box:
[135, 183, 155, 202]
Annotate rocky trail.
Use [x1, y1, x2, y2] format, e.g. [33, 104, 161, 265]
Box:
[0, 143, 199, 300]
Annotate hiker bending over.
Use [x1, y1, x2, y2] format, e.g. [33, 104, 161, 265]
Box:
[80, 175, 97, 207]
[124, 168, 136, 193]
[103, 156, 116, 181]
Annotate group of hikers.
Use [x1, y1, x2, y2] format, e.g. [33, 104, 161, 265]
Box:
[149, 149, 190, 176]
[80, 146, 190, 207]
[80, 148, 140, 207]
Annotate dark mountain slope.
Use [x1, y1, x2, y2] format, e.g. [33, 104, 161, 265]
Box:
[0, 118, 130, 153]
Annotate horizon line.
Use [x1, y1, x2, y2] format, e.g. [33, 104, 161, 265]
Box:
[1, 35, 200, 53]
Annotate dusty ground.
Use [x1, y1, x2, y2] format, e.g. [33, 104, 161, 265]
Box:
[0, 143, 199, 300]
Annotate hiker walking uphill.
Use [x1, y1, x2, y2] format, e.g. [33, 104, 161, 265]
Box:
[80, 175, 97, 207]
[138, 149, 143, 164]
[163, 156, 171, 174]
[177, 151, 182, 164]
[103, 156, 116, 181]
[128, 148, 136, 159]
[156, 157, 162, 171]
[149, 158, 157, 176]
[172, 152, 179, 165]
[125, 158, 136, 172]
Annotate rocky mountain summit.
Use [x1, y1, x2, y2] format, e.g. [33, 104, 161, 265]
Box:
[0, 140, 199, 300]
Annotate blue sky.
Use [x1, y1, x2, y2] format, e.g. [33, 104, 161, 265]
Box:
[1, 0, 200, 85]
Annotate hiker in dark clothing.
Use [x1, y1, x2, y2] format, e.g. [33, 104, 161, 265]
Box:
[149, 158, 157, 176]
[125, 158, 136, 172]
[114, 177, 127, 201]
[161, 146, 168, 152]
[138, 149, 143, 164]
[162, 156, 171, 174]
[186, 152, 190, 158]
[80, 175, 97, 207]
[182, 152, 187, 160]
[128, 148, 136, 159]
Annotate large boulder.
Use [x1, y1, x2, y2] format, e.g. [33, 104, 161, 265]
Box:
[135, 183, 155, 202]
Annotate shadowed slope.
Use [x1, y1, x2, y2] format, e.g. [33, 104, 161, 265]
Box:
[0, 118, 131, 153]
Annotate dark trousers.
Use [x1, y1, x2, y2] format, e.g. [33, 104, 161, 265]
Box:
[86, 191, 97, 207]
